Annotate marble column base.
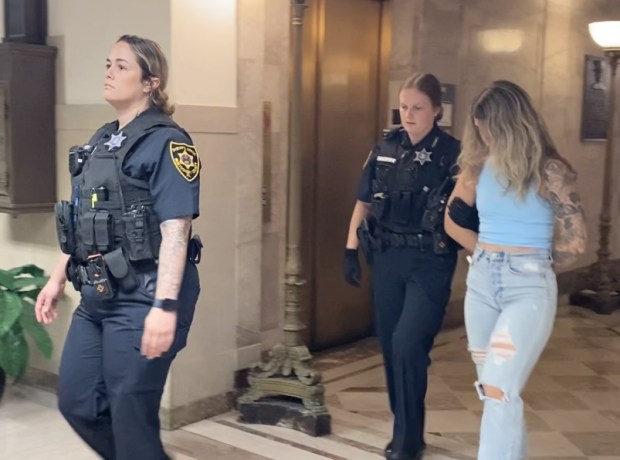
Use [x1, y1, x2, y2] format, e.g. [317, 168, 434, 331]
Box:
[238, 398, 331, 437]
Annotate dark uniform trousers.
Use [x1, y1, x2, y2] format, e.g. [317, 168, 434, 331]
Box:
[58, 263, 200, 460]
[373, 245, 456, 455]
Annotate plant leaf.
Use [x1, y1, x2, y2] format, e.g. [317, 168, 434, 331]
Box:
[7, 265, 45, 278]
[20, 290, 40, 302]
[0, 324, 29, 380]
[19, 304, 53, 359]
[13, 276, 49, 291]
[0, 291, 23, 337]
[0, 269, 14, 290]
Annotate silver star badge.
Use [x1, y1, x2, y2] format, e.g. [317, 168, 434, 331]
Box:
[413, 148, 433, 165]
[104, 132, 126, 151]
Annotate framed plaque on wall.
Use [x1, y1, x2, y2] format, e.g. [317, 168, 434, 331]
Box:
[438, 83, 455, 129]
[581, 54, 610, 141]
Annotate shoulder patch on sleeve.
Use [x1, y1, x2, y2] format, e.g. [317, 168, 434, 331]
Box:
[169, 141, 200, 182]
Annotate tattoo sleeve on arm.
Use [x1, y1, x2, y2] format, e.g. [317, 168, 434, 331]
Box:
[544, 160, 587, 267]
[155, 217, 192, 300]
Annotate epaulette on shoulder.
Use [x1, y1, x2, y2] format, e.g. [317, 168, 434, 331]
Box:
[382, 126, 403, 141]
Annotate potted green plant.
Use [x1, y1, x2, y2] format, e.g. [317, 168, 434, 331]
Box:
[0, 264, 53, 401]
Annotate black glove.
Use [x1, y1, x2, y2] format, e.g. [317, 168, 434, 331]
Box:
[343, 248, 361, 287]
[448, 197, 480, 233]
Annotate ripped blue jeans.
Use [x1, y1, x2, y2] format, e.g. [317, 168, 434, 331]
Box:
[465, 247, 557, 460]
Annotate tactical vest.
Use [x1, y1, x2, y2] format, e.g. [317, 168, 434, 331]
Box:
[57, 109, 188, 263]
[370, 128, 454, 235]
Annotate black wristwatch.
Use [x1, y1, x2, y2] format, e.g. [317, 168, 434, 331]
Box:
[153, 298, 179, 312]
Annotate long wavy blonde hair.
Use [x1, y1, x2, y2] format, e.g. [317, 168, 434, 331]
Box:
[458, 80, 569, 198]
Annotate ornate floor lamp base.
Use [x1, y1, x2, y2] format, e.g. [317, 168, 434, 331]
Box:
[238, 397, 331, 437]
[237, 342, 331, 436]
[238, 375, 331, 436]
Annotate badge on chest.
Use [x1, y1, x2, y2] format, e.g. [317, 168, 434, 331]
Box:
[413, 148, 432, 165]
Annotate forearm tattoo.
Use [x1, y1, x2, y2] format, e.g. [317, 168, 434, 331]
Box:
[156, 217, 192, 300]
[543, 161, 587, 266]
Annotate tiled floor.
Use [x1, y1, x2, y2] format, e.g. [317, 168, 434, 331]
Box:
[1, 304, 620, 459]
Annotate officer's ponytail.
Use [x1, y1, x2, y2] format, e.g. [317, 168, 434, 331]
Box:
[117, 35, 175, 115]
[150, 87, 174, 116]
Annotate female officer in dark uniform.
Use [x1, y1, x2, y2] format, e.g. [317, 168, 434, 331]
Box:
[344, 73, 460, 460]
[35, 35, 200, 460]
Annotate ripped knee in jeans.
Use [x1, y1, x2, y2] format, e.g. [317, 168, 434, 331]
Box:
[475, 382, 508, 402]
[470, 327, 518, 402]
[469, 348, 487, 366]
[489, 327, 517, 364]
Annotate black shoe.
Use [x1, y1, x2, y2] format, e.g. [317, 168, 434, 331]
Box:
[384, 441, 393, 457]
[386, 452, 423, 460]
[386, 443, 425, 460]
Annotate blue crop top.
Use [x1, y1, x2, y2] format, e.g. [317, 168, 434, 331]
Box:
[476, 162, 554, 249]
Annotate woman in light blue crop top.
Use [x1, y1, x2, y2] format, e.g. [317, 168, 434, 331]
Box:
[444, 80, 587, 460]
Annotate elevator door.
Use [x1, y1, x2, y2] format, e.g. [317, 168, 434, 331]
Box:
[301, 0, 388, 350]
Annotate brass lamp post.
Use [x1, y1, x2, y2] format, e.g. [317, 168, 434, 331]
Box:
[237, 0, 330, 436]
[570, 21, 620, 314]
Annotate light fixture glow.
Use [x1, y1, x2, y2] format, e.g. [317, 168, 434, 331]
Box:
[589, 21, 620, 50]
[478, 29, 524, 54]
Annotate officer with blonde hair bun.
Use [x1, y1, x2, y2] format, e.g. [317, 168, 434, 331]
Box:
[36, 35, 202, 460]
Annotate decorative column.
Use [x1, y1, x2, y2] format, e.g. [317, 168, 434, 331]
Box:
[238, 0, 330, 436]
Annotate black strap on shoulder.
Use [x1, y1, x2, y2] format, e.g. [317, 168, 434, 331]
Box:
[122, 109, 179, 139]
[96, 108, 187, 147]
[383, 126, 403, 141]
[88, 122, 117, 147]
[379, 133, 402, 160]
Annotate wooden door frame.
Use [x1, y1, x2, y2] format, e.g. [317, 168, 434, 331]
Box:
[299, 0, 392, 351]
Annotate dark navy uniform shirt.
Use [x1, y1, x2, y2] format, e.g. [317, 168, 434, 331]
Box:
[122, 127, 201, 222]
[356, 123, 460, 203]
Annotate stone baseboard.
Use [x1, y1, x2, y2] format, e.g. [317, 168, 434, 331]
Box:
[17, 366, 236, 431]
[19, 367, 58, 392]
[160, 391, 236, 431]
